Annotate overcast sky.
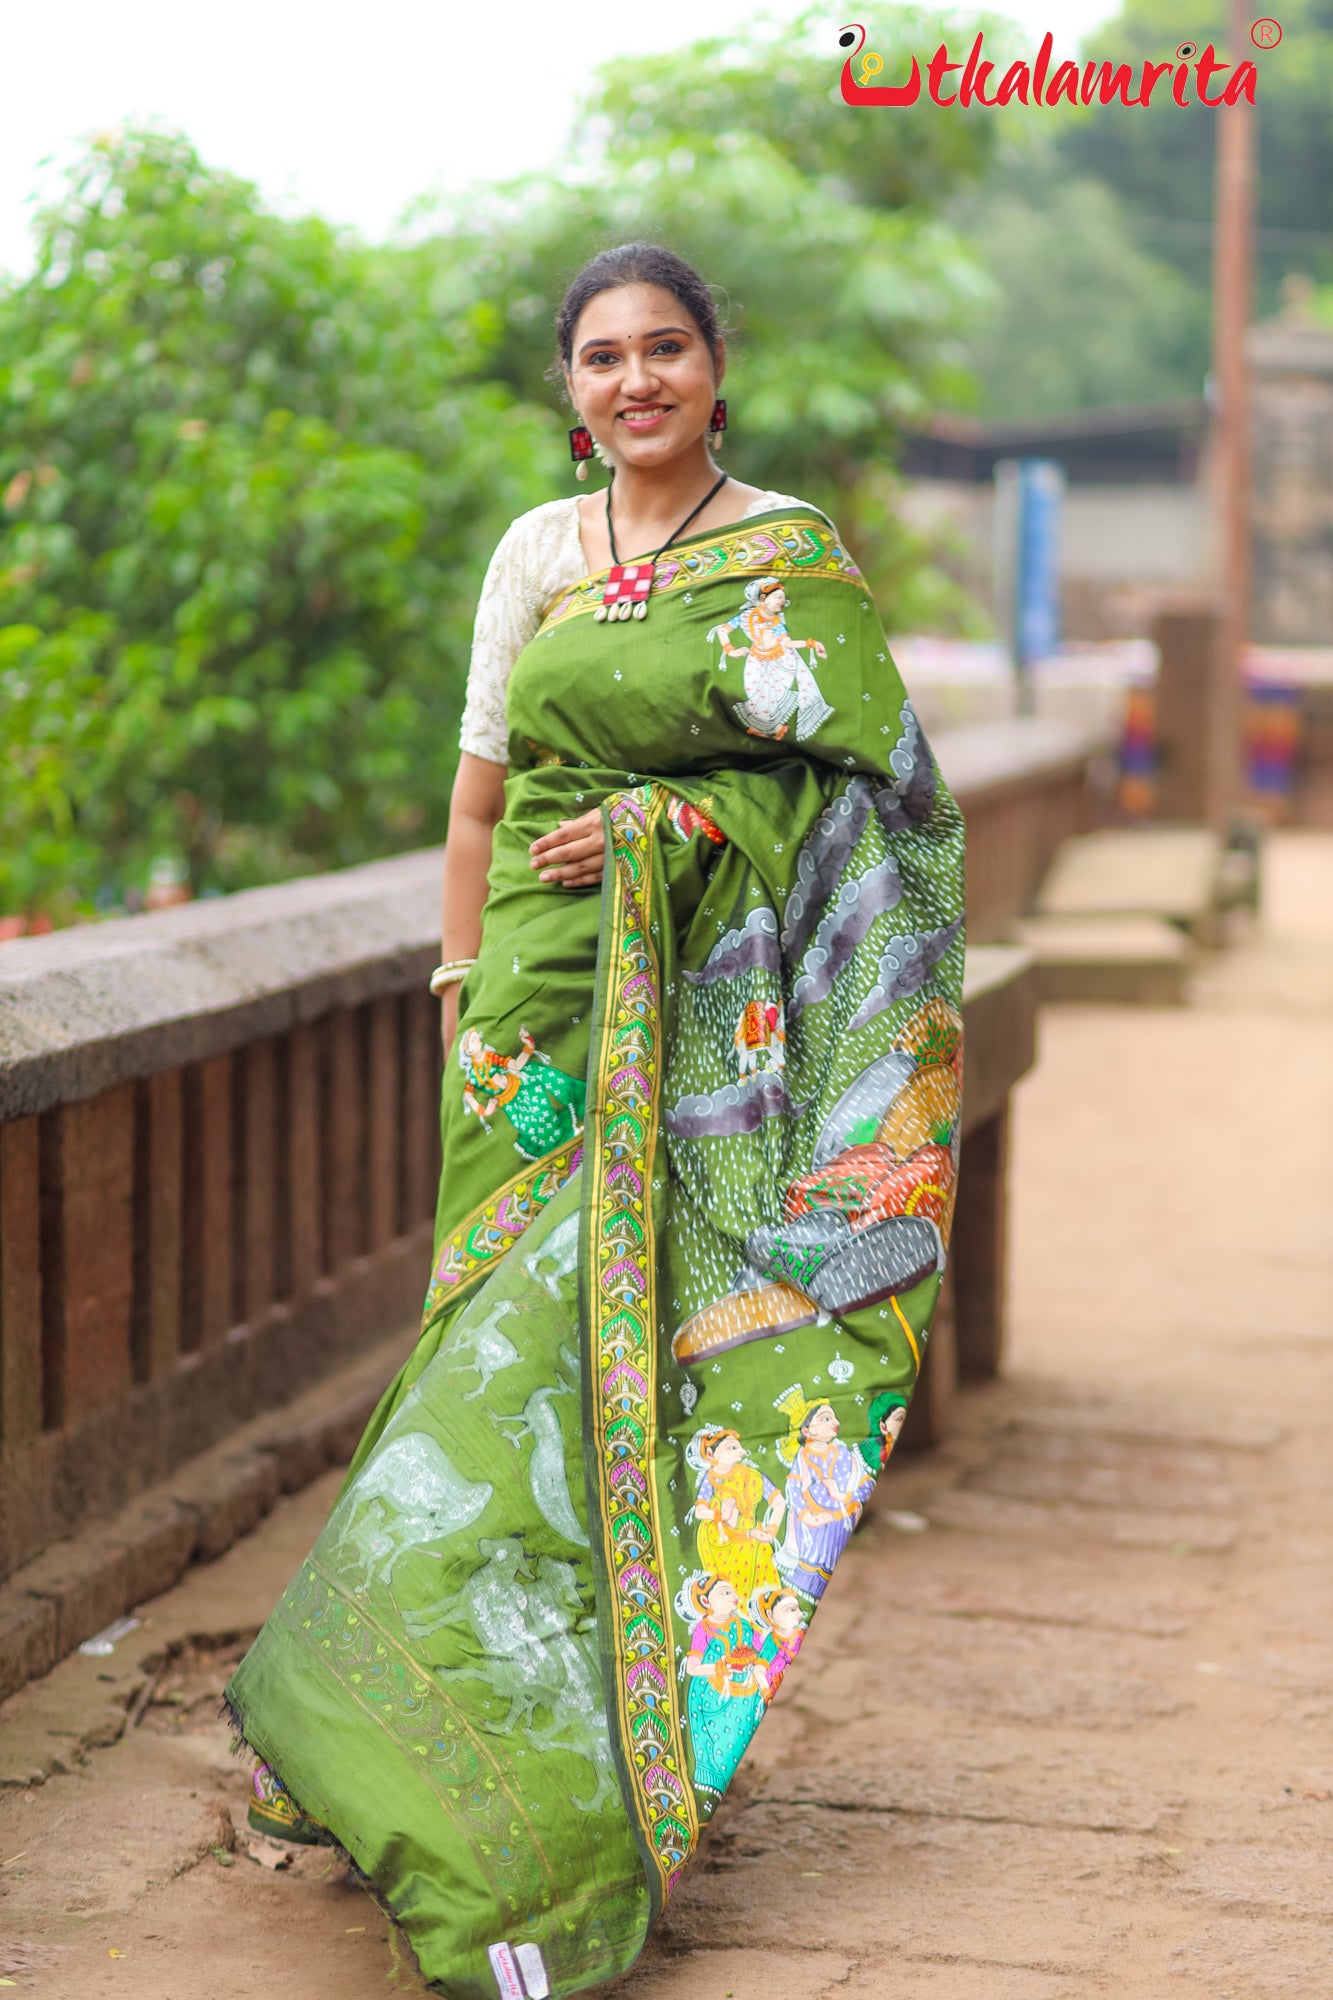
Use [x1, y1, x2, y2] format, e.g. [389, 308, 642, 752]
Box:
[1, 0, 1116, 278]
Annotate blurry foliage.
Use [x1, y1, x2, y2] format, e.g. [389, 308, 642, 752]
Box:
[0, 130, 559, 917]
[1059, 0, 1333, 296]
[589, 7, 1006, 212]
[951, 139, 1211, 416]
[950, 0, 1333, 417]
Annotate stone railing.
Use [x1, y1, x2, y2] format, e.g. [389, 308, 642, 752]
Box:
[0, 853, 445, 1592]
[937, 717, 1102, 941]
[0, 716, 1098, 1605]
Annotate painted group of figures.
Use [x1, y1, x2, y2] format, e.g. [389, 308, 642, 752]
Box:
[677, 1387, 907, 1793]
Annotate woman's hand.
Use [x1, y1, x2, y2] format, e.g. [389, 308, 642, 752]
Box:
[529, 808, 605, 888]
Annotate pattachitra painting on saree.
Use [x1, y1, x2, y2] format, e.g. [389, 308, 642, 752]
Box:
[227, 506, 966, 1999]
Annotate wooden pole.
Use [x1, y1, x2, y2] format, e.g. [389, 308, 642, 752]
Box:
[1208, 0, 1255, 824]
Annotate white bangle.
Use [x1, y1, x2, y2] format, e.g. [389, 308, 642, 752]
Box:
[429, 959, 476, 997]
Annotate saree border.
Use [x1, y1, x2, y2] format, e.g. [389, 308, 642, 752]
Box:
[539, 510, 865, 633]
[420, 1136, 585, 1326]
[581, 782, 698, 1916]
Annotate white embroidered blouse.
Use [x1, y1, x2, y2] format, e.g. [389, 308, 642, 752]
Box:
[459, 490, 810, 764]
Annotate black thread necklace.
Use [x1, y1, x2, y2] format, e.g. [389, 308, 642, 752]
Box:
[594, 469, 729, 624]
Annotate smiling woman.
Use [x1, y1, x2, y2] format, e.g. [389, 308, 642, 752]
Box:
[226, 241, 967, 2000]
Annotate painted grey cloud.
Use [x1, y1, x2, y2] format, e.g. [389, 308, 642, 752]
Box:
[788, 855, 903, 1019]
[665, 1073, 802, 1139]
[846, 916, 965, 1032]
[780, 778, 874, 968]
[683, 904, 781, 987]
[873, 706, 937, 831]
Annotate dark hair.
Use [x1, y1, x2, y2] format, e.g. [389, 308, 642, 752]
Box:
[554, 242, 723, 374]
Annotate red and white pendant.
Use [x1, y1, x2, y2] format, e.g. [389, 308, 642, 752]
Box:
[595, 561, 654, 623]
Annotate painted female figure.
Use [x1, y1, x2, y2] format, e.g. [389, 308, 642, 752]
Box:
[857, 1390, 910, 1475]
[749, 1585, 808, 1702]
[708, 576, 831, 741]
[774, 1390, 877, 1599]
[457, 1022, 586, 1159]
[688, 1426, 785, 1598]
[679, 1573, 774, 1791]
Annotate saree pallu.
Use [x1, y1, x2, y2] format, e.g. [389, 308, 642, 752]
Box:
[227, 507, 966, 1998]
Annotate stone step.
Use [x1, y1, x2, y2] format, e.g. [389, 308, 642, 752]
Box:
[1013, 914, 1191, 1005]
[1036, 826, 1224, 943]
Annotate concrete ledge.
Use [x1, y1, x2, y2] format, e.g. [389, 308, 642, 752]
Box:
[0, 1595, 57, 1705]
[960, 945, 1039, 1130]
[0, 723, 1095, 1119]
[0, 1329, 405, 1705]
[0, 848, 444, 1118]
[934, 717, 1099, 805]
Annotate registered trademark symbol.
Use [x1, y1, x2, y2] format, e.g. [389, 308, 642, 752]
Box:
[1251, 16, 1282, 47]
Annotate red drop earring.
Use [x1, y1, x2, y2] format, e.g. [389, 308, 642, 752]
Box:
[569, 423, 594, 483]
[709, 399, 727, 436]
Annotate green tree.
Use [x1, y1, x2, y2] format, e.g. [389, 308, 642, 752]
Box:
[0, 130, 559, 918]
[589, 6, 1005, 212]
[936, 0, 1333, 418]
[1060, 0, 1333, 301]
[951, 139, 1211, 415]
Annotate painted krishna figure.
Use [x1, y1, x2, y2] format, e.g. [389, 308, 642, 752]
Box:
[228, 242, 966, 1999]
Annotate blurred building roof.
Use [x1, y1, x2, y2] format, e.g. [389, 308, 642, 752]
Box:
[902, 399, 1209, 487]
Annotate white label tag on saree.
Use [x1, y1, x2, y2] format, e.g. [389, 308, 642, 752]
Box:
[487, 1942, 524, 1999]
[515, 1942, 550, 1997]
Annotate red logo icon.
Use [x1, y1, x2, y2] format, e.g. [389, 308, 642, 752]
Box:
[1251, 17, 1282, 47]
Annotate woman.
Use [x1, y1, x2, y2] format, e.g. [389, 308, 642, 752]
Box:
[227, 242, 965, 1999]
[858, 1390, 911, 1474]
[749, 1585, 807, 1702]
[774, 1393, 878, 1598]
[688, 1424, 785, 1598]
[679, 1572, 773, 1792]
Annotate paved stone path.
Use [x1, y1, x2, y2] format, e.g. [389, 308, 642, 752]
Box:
[1, 835, 1329, 2000]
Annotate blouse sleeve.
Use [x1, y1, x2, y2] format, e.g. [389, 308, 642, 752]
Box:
[458, 517, 548, 765]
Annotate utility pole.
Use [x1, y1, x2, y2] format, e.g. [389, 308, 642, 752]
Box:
[1208, 0, 1256, 822]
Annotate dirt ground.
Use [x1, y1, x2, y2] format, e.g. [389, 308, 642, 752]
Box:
[1, 833, 1329, 2000]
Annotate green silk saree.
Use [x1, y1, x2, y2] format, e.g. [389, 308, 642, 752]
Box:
[227, 505, 966, 1999]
